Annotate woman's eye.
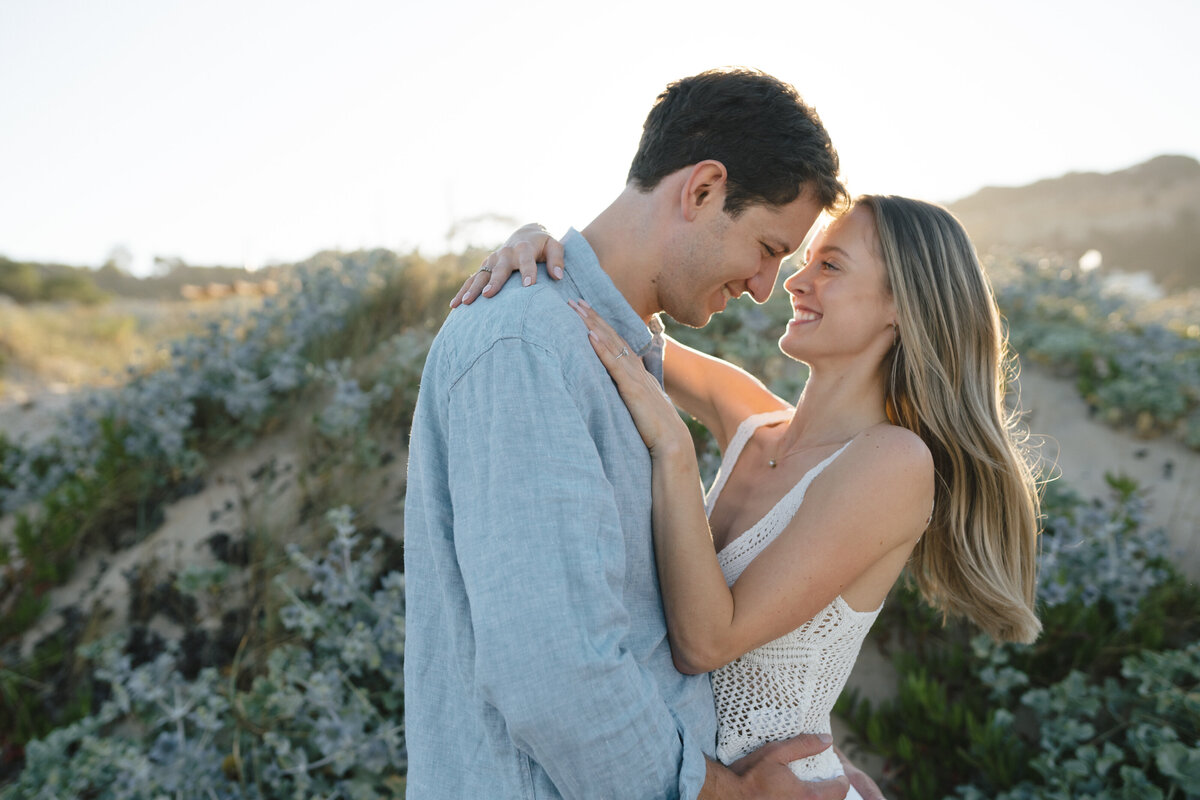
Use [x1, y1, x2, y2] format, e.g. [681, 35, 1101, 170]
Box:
[821, 261, 840, 272]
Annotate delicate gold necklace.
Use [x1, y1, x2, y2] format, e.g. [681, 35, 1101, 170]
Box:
[767, 438, 851, 468]
[766, 420, 888, 468]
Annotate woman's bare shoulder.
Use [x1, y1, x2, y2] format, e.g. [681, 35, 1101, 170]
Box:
[850, 424, 933, 467]
[820, 424, 934, 530]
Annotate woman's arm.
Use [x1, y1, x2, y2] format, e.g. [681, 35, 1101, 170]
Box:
[573, 301, 933, 674]
[663, 336, 790, 453]
[652, 426, 932, 673]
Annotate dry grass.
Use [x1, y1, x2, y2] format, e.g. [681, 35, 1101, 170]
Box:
[0, 296, 259, 399]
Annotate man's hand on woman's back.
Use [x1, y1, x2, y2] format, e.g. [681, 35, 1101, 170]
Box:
[701, 734, 851, 799]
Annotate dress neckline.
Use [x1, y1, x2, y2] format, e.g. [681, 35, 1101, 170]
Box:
[706, 410, 854, 558]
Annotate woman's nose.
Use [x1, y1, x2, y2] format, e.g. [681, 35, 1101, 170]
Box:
[785, 270, 810, 295]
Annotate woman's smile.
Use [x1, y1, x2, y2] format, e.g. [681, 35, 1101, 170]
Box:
[790, 305, 822, 326]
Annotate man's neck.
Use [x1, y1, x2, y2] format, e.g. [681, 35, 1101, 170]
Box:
[580, 185, 664, 324]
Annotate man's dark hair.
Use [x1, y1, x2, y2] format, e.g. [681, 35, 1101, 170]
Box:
[627, 68, 847, 216]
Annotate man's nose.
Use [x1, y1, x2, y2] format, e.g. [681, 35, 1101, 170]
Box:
[747, 263, 780, 303]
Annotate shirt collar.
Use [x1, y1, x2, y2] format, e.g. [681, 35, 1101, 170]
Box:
[562, 228, 662, 359]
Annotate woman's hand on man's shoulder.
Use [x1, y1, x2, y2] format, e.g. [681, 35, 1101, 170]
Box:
[451, 224, 565, 308]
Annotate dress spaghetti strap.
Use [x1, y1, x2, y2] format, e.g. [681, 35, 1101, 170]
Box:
[704, 409, 792, 516]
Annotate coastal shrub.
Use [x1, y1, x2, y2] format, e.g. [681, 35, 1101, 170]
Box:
[992, 255, 1200, 446]
[0, 251, 453, 620]
[946, 642, 1200, 800]
[3, 243, 1197, 796]
[0, 508, 406, 800]
[0, 250, 455, 759]
[309, 358, 395, 469]
[0, 257, 107, 305]
[837, 478, 1200, 799]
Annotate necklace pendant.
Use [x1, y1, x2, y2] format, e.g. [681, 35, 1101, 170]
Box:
[768, 458, 776, 468]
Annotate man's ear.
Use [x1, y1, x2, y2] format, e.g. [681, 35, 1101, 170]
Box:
[679, 160, 728, 222]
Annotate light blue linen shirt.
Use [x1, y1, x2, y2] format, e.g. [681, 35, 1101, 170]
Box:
[404, 229, 717, 799]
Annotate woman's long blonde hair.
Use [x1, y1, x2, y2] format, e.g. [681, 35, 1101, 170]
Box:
[858, 194, 1041, 644]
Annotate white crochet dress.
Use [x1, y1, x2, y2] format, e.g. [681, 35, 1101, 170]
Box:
[705, 410, 880, 793]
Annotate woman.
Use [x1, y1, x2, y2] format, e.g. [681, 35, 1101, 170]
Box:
[460, 195, 1041, 795]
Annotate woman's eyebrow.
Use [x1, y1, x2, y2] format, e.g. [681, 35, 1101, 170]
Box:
[810, 243, 854, 262]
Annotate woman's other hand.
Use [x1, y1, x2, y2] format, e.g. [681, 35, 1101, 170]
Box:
[569, 299, 691, 457]
[450, 223, 566, 308]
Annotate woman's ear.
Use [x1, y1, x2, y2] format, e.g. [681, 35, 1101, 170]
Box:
[679, 160, 729, 222]
[885, 304, 900, 345]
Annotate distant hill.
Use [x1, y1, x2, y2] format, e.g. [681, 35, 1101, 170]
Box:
[947, 154, 1200, 291]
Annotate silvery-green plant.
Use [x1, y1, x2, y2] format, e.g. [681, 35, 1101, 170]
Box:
[952, 643, 1200, 800]
[992, 254, 1200, 446]
[0, 253, 388, 657]
[0, 255, 377, 517]
[2, 507, 405, 800]
[312, 360, 393, 442]
[1035, 481, 1170, 628]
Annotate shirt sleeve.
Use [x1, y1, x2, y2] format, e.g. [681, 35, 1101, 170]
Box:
[447, 335, 704, 800]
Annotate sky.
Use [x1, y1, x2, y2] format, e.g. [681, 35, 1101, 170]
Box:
[1, 0, 1197, 275]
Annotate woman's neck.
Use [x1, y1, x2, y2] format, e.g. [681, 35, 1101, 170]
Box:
[782, 362, 889, 451]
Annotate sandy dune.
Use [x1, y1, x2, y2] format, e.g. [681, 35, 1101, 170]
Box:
[1016, 365, 1200, 575]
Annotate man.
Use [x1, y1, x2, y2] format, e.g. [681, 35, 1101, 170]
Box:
[404, 68, 872, 799]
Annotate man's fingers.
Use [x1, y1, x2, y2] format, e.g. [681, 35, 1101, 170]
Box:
[808, 776, 851, 800]
[850, 774, 885, 800]
[835, 747, 886, 800]
[767, 733, 834, 764]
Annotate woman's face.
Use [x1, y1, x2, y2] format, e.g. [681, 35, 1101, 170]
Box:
[778, 204, 897, 366]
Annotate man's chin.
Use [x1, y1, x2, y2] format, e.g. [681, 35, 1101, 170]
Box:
[669, 312, 712, 329]
[663, 303, 715, 329]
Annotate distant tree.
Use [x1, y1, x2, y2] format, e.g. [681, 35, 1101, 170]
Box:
[0, 258, 42, 303]
[41, 272, 107, 305]
[445, 212, 521, 252]
[153, 255, 187, 276]
[104, 244, 134, 273]
[93, 260, 145, 298]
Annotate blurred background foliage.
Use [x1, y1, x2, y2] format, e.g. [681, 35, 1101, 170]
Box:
[0, 208, 1197, 795]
